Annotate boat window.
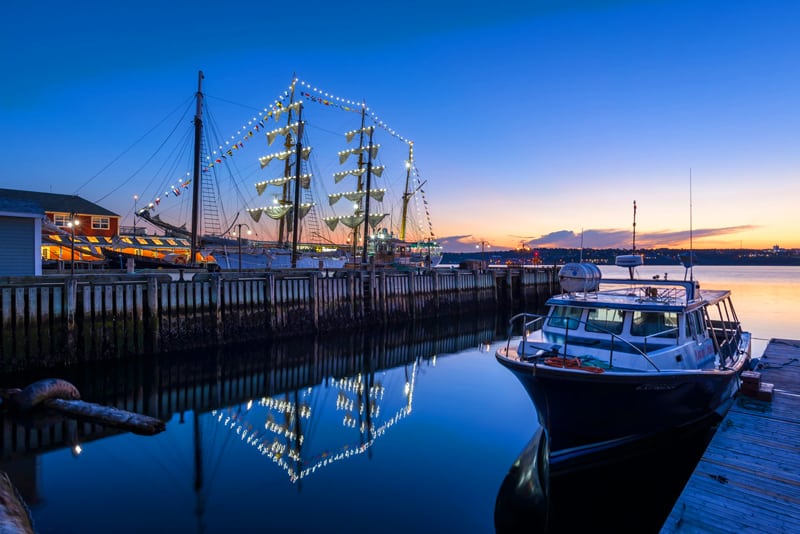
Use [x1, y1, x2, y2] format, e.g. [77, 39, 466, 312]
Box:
[586, 308, 624, 334]
[686, 312, 701, 339]
[631, 311, 678, 338]
[548, 306, 582, 330]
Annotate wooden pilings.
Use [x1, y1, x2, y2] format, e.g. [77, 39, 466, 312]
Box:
[0, 267, 558, 370]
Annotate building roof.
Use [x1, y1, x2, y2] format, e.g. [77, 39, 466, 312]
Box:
[0, 197, 45, 217]
[0, 188, 119, 217]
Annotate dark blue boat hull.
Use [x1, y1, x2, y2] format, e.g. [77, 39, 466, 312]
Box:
[498, 356, 744, 453]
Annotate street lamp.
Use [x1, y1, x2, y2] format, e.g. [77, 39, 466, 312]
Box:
[68, 213, 80, 276]
[476, 240, 490, 270]
[133, 195, 139, 236]
[234, 223, 251, 272]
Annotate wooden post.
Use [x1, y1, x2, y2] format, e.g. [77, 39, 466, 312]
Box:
[65, 278, 77, 358]
[310, 271, 319, 330]
[135, 282, 145, 354]
[14, 288, 25, 362]
[432, 270, 439, 313]
[407, 271, 416, 319]
[506, 268, 513, 312]
[211, 274, 222, 343]
[146, 276, 159, 354]
[266, 273, 275, 333]
[27, 287, 39, 361]
[377, 271, 386, 323]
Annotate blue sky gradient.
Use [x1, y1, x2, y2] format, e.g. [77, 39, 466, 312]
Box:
[2, 0, 798, 252]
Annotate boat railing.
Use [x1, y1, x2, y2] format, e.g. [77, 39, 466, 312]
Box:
[505, 312, 661, 372]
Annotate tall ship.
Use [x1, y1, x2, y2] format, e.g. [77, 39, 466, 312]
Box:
[123, 73, 440, 270]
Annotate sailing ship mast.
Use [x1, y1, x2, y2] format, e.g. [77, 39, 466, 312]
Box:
[290, 107, 305, 268]
[278, 83, 297, 247]
[190, 70, 204, 264]
[324, 105, 387, 263]
[249, 77, 313, 267]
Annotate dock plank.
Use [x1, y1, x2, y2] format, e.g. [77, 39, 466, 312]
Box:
[662, 338, 800, 533]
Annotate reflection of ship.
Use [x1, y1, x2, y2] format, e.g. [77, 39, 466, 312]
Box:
[213, 358, 418, 483]
[0, 313, 498, 512]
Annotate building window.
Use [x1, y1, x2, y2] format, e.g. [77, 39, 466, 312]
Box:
[92, 217, 110, 230]
[54, 213, 70, 227]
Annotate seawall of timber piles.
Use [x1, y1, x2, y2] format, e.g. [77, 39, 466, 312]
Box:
[0, 267, 559, 371]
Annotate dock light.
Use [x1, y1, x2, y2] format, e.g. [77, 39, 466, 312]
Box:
[133, 195, 139, 235]
[68, 214, 80, 276]
[476, 240, 490, 270]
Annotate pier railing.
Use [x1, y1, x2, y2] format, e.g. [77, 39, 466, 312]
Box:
[0, 267, 558, 370]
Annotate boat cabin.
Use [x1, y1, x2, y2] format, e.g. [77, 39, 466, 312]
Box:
[532, 277, 745, 371]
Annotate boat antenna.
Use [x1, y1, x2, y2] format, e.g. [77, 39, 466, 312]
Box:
[579, 227, 584, 263]
[629, 200, 637, 280]
[688, 169, 694, 281]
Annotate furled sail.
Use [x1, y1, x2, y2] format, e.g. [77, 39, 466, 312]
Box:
[265, 122, 300, 146]
[259, 146, 312, 169]
[248, 203, 314, 222]
[255, 174, 312, 195]
[337, 145, 380, 164]
[324, 212, 388, 231]
[328, 189, 386, 206]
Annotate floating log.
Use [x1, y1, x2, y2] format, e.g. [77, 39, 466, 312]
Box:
[42, 398, 165, 436]
[3, 379, 165, 436]
[0, 471, 35, 534]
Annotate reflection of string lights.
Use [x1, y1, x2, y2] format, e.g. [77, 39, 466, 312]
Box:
[259, 396, 312, 419]
[211, 361, 418, 484]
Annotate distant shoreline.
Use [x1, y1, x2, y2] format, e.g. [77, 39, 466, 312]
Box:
[441, 248, 800, 267]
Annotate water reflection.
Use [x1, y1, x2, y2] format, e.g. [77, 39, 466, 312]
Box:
[494, 415, 720, 533]
[494, 426, 550, 533]
[210, 357, 419, 484]
[0, 313, 504, 512]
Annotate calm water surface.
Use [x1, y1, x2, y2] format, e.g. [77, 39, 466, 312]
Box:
[2, 265, 797, 533]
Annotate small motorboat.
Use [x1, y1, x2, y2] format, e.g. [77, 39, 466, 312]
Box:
[496, 257, 752, 460]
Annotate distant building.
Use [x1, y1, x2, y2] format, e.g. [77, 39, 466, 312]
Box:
[0, 188, 120, 237]
[0, 188, 121, 267]
[0, 196, 44, 276]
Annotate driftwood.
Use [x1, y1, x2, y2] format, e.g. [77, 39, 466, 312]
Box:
[2, 379, 165, 436]
[0, 472, 35, 534]
[42, 398, 165, 436]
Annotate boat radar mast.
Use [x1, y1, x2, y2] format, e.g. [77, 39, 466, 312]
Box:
[614, 200, 643, 280]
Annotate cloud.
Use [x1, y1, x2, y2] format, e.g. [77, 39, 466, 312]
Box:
[515, 225, 761, 250]
[437, 235, 479, 253]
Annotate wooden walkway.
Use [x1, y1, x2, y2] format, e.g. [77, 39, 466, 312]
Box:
[662, 338, 800, 533]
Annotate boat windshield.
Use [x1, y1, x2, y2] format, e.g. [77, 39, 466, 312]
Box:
[630, 311, 678, 338]
[586, 308, 625, 334]
[547, 306, 582, 330]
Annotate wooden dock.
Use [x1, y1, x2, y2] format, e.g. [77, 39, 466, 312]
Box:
[0, 267, 558, 370]
[662, 338, 800, 533]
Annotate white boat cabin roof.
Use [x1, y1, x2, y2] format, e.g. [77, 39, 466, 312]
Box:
[547, 277, 732, 314]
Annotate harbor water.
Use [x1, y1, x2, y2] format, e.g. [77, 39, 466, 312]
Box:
[1, 265, 797, 533]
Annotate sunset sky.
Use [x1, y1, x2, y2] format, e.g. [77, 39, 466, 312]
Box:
[2, 0, 798, 252]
